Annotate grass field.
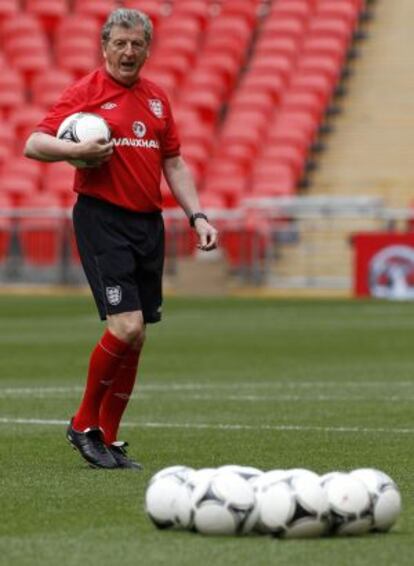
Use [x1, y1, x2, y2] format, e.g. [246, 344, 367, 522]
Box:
[0, 295, 413, 566]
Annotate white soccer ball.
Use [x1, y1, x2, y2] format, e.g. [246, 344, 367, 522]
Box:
[321, 472, 373, 535]
[190, 470, 257, 535]
[145, 466, 194, 529]
[350, 468, 402, 532]
[254, 471, 329, 538]
[57, 112, 111, 168]
[218, 465, 263, 481]
[174, 468, 218, 529]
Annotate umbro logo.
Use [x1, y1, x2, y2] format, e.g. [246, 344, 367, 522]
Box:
[101, 102, 117, 110]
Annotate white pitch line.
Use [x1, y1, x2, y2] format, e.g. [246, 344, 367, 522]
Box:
[0, 417, 413, 435]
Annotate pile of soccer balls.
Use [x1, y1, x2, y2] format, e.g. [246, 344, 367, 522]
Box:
[145, 465, 402, 537]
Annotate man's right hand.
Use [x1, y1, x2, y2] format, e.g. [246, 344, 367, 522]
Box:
[71, 137, 114, 166]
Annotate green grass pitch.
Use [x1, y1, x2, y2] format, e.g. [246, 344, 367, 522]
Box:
[0, 295, 413, 566]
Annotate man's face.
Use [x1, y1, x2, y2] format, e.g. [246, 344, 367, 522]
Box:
[103, 24, 149, 86]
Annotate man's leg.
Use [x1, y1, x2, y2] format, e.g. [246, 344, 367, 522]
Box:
[99, 311, 145, 469]
[72, 329, 130, 432]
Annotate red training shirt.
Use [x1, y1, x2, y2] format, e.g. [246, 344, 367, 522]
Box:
[35, 67, 181, 212]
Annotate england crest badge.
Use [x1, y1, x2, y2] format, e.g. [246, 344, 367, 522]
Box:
[148, 99, 164, 118]
[106, 286, 122, 306]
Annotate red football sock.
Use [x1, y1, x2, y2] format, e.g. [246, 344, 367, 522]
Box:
[99, 346, 141, 445]
[72, 329, 130, 432]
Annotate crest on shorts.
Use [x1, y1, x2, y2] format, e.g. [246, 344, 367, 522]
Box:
[148, 99, 164, 118]
[132, 120, 146, 138]
[106, 286, 122, 306]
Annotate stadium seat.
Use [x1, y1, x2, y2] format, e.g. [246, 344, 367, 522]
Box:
[219, 0, 260, 27]
[269, 0, 313, 25]
[25, 0, 69, 35]
[316, 1, 360, 28]
[31, 68, 74, 108]
[282, 91, 326, 122]
[172, 0, 210, 28]
[289, 73, 334, 105]
[248, 54, 294, 84]
[1, 13, 43, 41]
[42, 161, 76, 207]
[0, 121, 16, 165]
[155, 35, 199, 65]
[6, 35, 51, 80]
[56, 41, 99, 78]
[124, 0, 166, 27]
[8, 105, 45, 153]
[302, 36, 348, 66]
[148, 52, 191, 84]
[156, 15, 202, 39]
[1, 157, 43, 189]
[297, 55, 342, 84]
[240, 73, 286, 103]
[0, 0, 19, 25]
[203, 175, 247, 208]
[261, 17, 306, 43]
[18, 192, 64, 267]
[180, 89, 222, 125]
[55, 15, 100, 45]
[230, 90, 275, 117]
[0, 193, 13, 264]
[73, 0, 119, 21]
[260, 145, 307, 181]
[0, 68, 25, 115]
[0, 172, 37, 206]
[254, 36, 300, 60]
[308, 17, 354, 46]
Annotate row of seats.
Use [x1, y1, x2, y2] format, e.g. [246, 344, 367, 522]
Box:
[1, 0, 368, 219]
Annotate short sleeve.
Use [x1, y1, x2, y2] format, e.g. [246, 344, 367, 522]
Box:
[161, 100, 181, 159]
[35, 82, 88, 136]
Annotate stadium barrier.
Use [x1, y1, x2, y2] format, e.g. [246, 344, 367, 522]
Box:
[0, 196, 412, 293]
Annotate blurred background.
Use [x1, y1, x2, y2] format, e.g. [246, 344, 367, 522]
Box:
[0, 0, 413, 299]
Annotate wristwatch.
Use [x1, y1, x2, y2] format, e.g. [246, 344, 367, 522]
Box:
[189, 212, 209, 227]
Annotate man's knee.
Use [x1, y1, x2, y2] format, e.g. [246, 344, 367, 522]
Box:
[107, 311, 146, 346]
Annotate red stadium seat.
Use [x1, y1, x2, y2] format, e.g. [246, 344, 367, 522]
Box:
[316, 1, 360, 28]
[203, 175, 247, 208]
[0, 121, 16, 165]
[0, 193, 13, 263]
[254, 36, 300, 60]
[260, 145, 307, 181]
[207, 15, 252, 40]
[249, 54, 294, 84]
[56, 41, 99, 77]
[56, 15, 100, 44]
[0, 172, 37, 206]
[297, 55, 341, 84]
[32, 68, 74, 108]
[302, 36, 348, 66]
[282, 91, 326, 122]
[18, 192, 64, 267]
[308, 17, 354, 46]
[155, 35, 199, 65]
[0, 69, 25, 114]
[250, 163, 296, 197]
[172, 0, 210, 28]
[43, 161, 76, 207]
[180, 89, 222, 125]
[261, 17, 306, 42]
[1, 157, 43, 189]
[156, 15, 201, 39]
[230, 90, 275, 117]
[240, 73, 286, 103]
[289, 73, 334, 105]
[6, 35, 51, 80]
[148, 52, 192, 84]
[219, 0, 260, 27]
[1, 13, 43, 41]
[73, 0, 119, 21]
[124, 0, 165, 27]
[0, 0, 19, 25]
[8, 105, 46, 152]
[269, 1, 313, 25]
[25, 0, 69, 35]
[141, 69, 178, 97]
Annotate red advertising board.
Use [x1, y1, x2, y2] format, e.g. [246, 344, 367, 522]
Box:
[353, 233, 414, 298]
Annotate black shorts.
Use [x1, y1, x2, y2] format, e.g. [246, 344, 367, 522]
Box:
[73, 194, 164, 323]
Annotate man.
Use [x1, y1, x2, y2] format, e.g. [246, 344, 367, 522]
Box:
[24, 8, 218, 470]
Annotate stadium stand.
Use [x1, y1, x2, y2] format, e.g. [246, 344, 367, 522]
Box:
[0, 0, 373, 280]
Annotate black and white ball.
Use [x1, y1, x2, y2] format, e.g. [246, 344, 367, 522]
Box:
[145, 466, 194, 529]
[321, 472, 373, 535]
[350, 468, 402, 532]
[190, 470, 257, 535]
[253, 470, 329, 537]
[57, 112, 111, 168]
